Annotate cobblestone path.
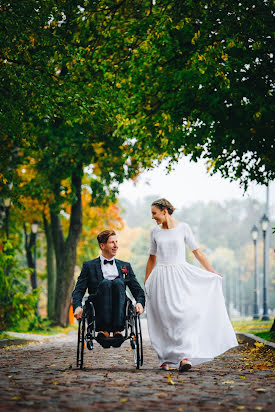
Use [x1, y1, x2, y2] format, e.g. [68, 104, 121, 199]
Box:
[0, 326, 274, 412]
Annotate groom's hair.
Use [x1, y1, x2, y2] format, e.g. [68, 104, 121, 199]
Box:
[97, 230, 116, 245]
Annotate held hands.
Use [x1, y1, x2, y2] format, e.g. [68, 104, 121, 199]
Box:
[136, 303, 144, 315]
[74, 306, 83, 320]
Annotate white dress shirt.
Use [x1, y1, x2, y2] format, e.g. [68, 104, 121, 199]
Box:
[100, 254, 119, 280]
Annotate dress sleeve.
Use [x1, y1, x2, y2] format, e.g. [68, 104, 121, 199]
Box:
[184, 223, 199, 251]
[148, 228, 157, 255]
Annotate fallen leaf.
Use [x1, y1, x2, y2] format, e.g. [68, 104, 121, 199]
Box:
[157, 393, 166, 398]
[120, 398, 128, 402]
[221, 380, 235, 385]
[52, 381, 58, 385]
[168, 373, 175, 385]
[254, 342, 264, 348]
[236, 407, 245, 410]
[255, 388, 266, 393]
[178, 408, 183, 411]
[239, 376, 246, 379]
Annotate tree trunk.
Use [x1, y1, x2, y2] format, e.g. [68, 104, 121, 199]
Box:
[271, 319, 275, 332]
[23, 223, 37, 290]
[43, 213, 56, 321]
[51, 167, 82, 327]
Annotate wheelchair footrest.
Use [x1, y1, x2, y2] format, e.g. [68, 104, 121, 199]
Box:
[96, 336, 125, 348]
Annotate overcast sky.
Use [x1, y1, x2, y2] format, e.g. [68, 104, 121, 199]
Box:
[119, 158, 275, 217]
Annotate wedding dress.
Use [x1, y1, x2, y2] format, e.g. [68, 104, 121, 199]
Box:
[145, 222, 238, 367]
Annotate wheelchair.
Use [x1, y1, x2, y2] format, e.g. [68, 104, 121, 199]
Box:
[76, 297, 143, 369]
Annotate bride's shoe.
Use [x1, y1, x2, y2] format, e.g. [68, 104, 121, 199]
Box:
[160, 363, 169, 371]
[179, 358, 192, 372]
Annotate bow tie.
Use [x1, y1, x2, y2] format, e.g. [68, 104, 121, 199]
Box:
[104, 259, 114, 265]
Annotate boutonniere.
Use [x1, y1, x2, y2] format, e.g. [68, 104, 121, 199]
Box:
[121, 265, 129, 279]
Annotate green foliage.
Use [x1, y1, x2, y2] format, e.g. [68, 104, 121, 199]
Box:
[0, 243, 38, 331]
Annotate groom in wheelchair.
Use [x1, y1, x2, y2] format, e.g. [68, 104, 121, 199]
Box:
[72, 229, 145, 343]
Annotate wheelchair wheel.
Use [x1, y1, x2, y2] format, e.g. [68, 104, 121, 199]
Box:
[132, 314, 143, 369]
[76, 317, 85, 369]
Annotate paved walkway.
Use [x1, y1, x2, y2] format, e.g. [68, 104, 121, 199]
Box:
[0, 322, 274, 411]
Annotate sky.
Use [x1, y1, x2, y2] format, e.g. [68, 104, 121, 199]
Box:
[119, 158, 275, 218]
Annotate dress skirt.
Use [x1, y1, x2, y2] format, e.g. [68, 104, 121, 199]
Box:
[145, 262, 238, 367]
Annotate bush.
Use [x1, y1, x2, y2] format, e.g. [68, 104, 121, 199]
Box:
[0, 242, 38, 331]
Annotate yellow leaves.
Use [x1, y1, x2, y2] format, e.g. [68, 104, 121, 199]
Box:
[254, 342, 264, 348]
[120, 398, 128, 403]
[158, 129, 164, 137]
[167, 373, 174, 385]
[29, 35, 35, 47]
[239, 376, 246, 380]
[236, 407, 245, 410]
[191, 30, 200, 45]
[116, 82, 121, 88]
[206, 159, 216, 172]
[198, 55, 205, 61]
[154, 122, 160, 127]
[221, 380, 235, 385]
[162, 113, 170, 121]
[221, 54, 228, 61]
[52, 380, 58, 385]
[92, 142, 105, 156]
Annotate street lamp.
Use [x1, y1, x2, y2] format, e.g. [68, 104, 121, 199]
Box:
[31, 222, 39, 291]
[251, 225, 259, 319]
[260, 214, 269, 320]
[31, 221, 41, 320]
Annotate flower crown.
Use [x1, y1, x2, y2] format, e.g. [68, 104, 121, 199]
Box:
[153, 199, 172, 208]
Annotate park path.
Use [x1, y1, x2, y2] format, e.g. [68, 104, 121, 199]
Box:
[0, 321, 274, 412]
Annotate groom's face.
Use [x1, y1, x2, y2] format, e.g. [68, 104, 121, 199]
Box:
[100, 235, 118, 258]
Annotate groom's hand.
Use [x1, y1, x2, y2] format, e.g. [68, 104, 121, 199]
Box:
[74, 306, 83, 320]
[136, 303, 144, 315]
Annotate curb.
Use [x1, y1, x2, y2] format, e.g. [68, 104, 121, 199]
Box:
[237, 332, 275, 350]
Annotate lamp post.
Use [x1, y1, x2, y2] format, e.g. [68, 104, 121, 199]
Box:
[31, 221, 40, 318]
[251, 225, 259, 319]
[260, 214, 269, 321]
[31, 222, 39, 290]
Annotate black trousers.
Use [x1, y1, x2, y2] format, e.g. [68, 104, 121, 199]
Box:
[88, 278, 126, 332]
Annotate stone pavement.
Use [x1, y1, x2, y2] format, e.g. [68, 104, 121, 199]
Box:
[0, 321, 274, 412]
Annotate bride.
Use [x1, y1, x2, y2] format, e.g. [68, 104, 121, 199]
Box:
[144, 198, 238, 372]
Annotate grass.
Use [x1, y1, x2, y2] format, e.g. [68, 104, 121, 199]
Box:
[232, 318, 275, 342]
[0, 332, 21, 340]
[3, 318, 78, 336]
[254, 331, 275, 343]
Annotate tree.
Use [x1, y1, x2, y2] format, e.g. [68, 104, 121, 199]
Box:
[114, 0, 274, 187]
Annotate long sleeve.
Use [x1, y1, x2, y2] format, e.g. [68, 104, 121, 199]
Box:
[72, 261, 89, 311]
[127, 264, 145, 307]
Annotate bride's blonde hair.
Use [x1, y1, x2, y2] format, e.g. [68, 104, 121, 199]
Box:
[151, 198, 175, 215]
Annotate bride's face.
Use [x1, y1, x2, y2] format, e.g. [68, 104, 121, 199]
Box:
[151, 205, 166, 224]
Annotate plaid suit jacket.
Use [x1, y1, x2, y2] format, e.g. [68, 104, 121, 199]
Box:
[72, 257, 145, 311]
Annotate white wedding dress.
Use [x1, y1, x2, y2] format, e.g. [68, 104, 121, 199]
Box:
[145, 222, 238, 367]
